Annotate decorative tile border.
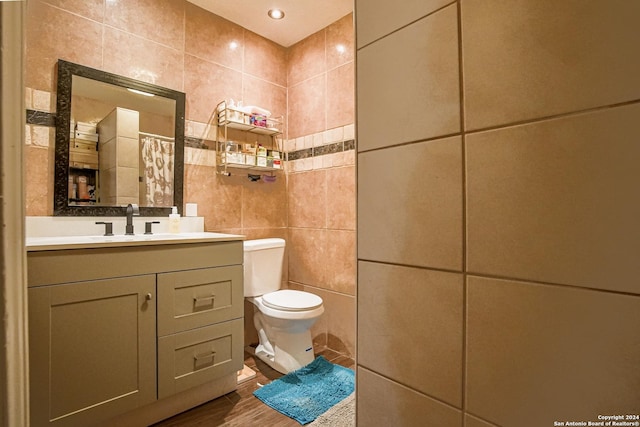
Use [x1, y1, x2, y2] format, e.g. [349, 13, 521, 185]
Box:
[24, 109, 355, 164]
[26, 109, 56, 127]
[24, 109, 215, 150]
[287, 147, 313, 161]
[287, 139, 356, 161]
[184, 136, 215, 149]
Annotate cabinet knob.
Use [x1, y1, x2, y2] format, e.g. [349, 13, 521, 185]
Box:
[145, 293, 153, 301]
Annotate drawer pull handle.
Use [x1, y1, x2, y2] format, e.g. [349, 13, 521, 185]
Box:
[194, 351, 216, 362]
[145, 293, 153, 301]
[193, 295, 215, 304]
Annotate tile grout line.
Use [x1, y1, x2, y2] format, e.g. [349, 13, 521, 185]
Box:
[357, 259, 640, 299]
[456, 0, 469, 422]
[356, 98, 640, 156]
[356, 0, 458, 51]
[357, 365, 464, 413]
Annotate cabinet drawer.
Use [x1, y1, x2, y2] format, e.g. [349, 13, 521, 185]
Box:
[157, 266, 243, 336]
[158, 318, 243, 399]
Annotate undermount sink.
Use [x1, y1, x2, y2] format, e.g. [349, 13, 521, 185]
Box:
[26, 232, 244, 251]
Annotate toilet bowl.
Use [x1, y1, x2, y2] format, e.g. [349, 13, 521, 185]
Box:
[244, 238, 324, 374]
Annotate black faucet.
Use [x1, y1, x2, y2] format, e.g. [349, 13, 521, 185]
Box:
[125, 203, 139, 235]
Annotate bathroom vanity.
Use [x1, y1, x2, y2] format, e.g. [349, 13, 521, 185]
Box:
[26, 233, 244, 426]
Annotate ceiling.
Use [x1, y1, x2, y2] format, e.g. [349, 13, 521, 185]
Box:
[186, 0, 353, 47]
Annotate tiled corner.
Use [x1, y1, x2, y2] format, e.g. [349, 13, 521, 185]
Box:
[358, 136, 463, 271]
[462, 0, 640, 130]
[324, 230, 356, 295]
[327, 62, 355, 132]
[288, 75, 327, 139]
[298, 285, 355, 357]
[467, 276, 640, 427]
[323, 290, 355, 356]
[326, 166, 355, 230]
[287, 29, 326, 87]
[357, 367, 463, 426]
[326, 13, 354, 70]
[466, 104, 640, 294]
[288, 228, 328, 290]
[358, 261, 463, 407]
[244, 30, 287, 87]
[287, 170, 327, 228]
[357, 3, 460, 151]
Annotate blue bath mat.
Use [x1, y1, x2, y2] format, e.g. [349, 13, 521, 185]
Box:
[253, 356, 355, 425]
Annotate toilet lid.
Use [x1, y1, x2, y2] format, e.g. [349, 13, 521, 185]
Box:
[262, 290, 323, 311]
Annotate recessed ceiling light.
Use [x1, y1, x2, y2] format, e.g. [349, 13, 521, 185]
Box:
[268, 9, 285, 20]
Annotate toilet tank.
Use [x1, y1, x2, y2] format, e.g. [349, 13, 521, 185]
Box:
[243, 238, 285, 297]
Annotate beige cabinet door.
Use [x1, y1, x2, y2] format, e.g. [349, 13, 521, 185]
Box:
[29, 275, 157, 427]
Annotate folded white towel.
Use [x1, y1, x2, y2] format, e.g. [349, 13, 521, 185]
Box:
[240, 105, 271, 117]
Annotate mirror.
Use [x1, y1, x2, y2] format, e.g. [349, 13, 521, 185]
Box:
[54, 59, 185, 216]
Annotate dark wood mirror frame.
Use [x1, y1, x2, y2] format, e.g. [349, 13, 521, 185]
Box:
[54, 59, 186, 216]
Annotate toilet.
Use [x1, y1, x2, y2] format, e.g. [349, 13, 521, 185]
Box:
[244, 238, 324, 374]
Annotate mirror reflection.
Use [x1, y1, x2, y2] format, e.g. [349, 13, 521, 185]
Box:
[54, 60, 185, 216]
[69, 76, 176, 207]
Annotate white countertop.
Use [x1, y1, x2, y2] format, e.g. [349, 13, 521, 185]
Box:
[26, 232, 245, 251]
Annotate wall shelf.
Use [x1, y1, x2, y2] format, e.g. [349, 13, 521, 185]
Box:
[215, 100, 284, 176]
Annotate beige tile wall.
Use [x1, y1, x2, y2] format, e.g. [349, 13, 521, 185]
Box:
[357, 367, 462, 426]
[288, 14, 355, 139]
[356, 0, 640, 426]
[286, 156, 356, 357]
[24, 0, 288, 237]
[24, 2, 356, 357]
[285, 14, 356, 357]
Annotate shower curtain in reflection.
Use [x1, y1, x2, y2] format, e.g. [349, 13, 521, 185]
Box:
[141, 136, 174, 206]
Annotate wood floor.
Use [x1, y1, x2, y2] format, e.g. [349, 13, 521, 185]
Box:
[152, 348, 355, 427]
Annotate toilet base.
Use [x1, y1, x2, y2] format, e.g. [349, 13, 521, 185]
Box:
[254, 329, 316, 374]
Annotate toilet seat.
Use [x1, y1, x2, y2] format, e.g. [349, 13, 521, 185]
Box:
[249, 292, 324, 321]
[262, 290, 323, 311]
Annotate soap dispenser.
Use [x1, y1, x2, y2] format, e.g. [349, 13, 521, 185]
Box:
[169, 206, 181, 233]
